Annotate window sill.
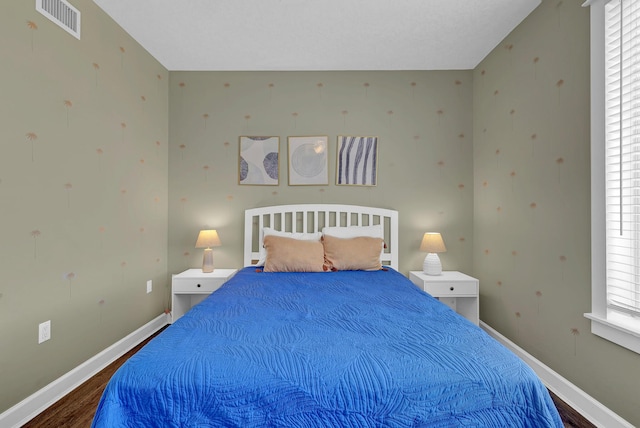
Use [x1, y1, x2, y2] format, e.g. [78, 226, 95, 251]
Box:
[584, 312, 640, 355]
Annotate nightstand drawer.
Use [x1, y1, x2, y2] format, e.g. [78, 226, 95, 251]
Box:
[171, 268, 238, 323]
[172, 277, 225, 293]
[423, 281, 477, 296]
[408, 271, 479, 325]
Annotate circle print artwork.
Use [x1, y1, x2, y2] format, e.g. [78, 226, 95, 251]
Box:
[239, 136, 279, 185]
[288, 136, 329, 185]
[263, 152, 279, 180]
[239, 157, 249, 181]
[292, 143, 326, 177]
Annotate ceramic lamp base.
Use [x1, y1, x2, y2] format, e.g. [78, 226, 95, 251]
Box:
[423, 253, 442, 275]
[202, 248, 214, 273]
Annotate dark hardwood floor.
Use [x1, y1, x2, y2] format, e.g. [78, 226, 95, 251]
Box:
[21, 327, 167, 428]
[22, 326, 595, 427]
[549, 391, 596, 428]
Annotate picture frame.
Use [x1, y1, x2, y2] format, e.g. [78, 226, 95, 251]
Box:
[336, 136, 378, 186]
[239, 136, 279, 185]
[288, 136, 329, 186]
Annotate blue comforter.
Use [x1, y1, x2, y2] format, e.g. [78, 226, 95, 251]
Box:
[92, 268, 562, 427]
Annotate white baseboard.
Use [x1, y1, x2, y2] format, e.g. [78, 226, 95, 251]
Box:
[480, 321, 633, 428]
[0, 313, 169, 428]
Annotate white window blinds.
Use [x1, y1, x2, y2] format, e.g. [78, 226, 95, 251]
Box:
[606, 0, 640, 316]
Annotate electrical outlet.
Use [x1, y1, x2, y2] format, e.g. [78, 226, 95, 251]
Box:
[146, 280, 152, 294]
[38, 320, 51, 344]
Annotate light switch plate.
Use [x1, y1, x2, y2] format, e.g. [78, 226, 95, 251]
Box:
[38, 320, 51, 344]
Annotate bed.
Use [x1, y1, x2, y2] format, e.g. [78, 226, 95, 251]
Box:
[92, 204, 563, 427]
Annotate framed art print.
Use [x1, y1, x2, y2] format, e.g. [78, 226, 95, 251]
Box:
[336, 135, 378, 186]
[288, 136, 329, 185]
[239, 136, 279, 185]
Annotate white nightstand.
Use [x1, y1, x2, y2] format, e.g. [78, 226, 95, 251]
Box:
[409, 271, 479, 325]
[171, 268, 237, 323]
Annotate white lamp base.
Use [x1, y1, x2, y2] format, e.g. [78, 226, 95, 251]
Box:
[202, 248, 214, 273]
[423, 253, 442, 275]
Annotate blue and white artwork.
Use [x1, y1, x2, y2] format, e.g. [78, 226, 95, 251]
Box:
[288, 136, 329, 185]
[336, 136, 378, 186]
[239, 136, 279, 185]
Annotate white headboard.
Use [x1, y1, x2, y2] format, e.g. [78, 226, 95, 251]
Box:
[244, 204, 399, 270]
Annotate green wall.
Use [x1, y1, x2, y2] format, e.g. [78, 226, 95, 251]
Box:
[168, 71, 474, 277]
[0, 0, 169, 413]
[473, 1, 639, 425]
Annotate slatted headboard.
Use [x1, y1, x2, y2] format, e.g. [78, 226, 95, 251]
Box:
[244, 204, 399, 270]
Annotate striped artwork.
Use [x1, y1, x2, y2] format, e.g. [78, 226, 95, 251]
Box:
[336, 136, 378, 186]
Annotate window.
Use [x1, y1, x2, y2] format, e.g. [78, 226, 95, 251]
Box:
[587, 0, 640, 354]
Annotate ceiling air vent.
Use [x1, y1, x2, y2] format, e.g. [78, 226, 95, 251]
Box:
[36, 0, 81, 39]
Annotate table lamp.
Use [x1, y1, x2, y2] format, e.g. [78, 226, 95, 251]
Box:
[195, 229, 221, 273]
[420, 232, 446, 275]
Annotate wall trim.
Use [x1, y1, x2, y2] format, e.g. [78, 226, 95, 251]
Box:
[0, 314, 169, 428]
[481, 321, 633, 428]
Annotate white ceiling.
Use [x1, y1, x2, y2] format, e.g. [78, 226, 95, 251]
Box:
[91, 0, 541, 71]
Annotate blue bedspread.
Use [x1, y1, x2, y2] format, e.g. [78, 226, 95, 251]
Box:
[92, 268, 562, 427]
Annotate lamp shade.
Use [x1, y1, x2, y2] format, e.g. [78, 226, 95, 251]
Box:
[195, 230, 221, 249]
[420, 232, 446, 253]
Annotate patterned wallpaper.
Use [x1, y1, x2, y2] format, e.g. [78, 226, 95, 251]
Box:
[167, 70, 474, 278]
[3, 0, 637, 425]
[473, 1, 638, 425]
[0, 0, 168, 413]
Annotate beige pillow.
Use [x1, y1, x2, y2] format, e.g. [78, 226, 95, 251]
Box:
[322, 235, 384, 271]
[263, 235, 325, 272]
[322, 225, 384, 259]
[256, 227, 322, 266]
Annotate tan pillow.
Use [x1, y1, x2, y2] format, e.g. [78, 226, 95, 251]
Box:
[263, 235, 325, 272]
[256, 227, 322, 266]
[322, 235, 384, 271]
